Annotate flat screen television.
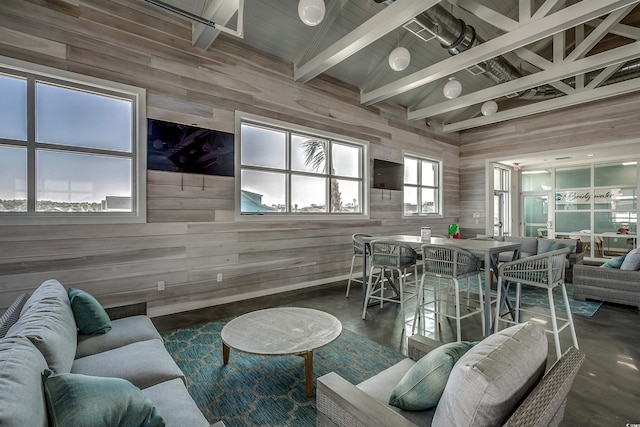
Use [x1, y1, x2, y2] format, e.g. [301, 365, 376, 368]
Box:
[373, 159, 403, 190]
[147, 118, 234, 176]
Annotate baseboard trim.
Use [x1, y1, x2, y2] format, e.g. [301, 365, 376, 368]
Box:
[148, 274, 350, 318]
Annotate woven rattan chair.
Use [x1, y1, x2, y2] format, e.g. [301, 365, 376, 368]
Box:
[413, 244, 485, 341]
[317, 325, 586, 427]
[361, 240, 418, 325]
[345, 233, 372, 298]
[495, 247, 579, 360]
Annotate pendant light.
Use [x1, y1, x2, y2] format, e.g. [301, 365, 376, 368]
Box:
[298, 0, 325, 26]
[388, 47, 411, 71]
[443, 77, 462, 99]
[481, 100, 498, 116]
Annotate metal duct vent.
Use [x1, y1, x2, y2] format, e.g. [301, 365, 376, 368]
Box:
[402, 18, 436, 42]
[466, 64, 487, 75]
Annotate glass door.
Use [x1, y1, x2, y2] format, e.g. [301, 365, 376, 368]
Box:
[523, 194, 550, 237]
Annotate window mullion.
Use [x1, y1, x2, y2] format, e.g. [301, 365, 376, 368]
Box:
[26, 74, 36, 213]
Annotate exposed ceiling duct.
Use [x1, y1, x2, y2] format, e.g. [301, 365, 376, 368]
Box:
[375, 0, 640, 103]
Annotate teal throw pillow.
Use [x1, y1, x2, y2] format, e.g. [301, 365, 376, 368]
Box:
[389, 341, 476, 411]
[42, 369, 165, 427]
[601, 256, 625, 269]
[68, 288, 112, 335]
[620, 248, 640, 271]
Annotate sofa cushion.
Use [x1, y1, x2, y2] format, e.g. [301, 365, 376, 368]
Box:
[504, 236, 537, 258]
[68, 288, 112, 335]
[389, 341, 475, 411]
[72, 338, 185, 389]
[0, 336, 49, 427]
[42, 369, 164, 427]
[432, 322, 548, 427]
[0, 292, 29, 339]
[76, 315, 162, 359]
[6, 280, 77, 373]
[620, 248, 640, 271]
[142, 378, 211, 427]
[357, 358, 435, 425]
[601, 256, 625, 269]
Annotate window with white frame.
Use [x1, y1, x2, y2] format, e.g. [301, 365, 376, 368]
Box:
[237, 114, 367, 217]
[0, 57, 146, 224]
[403, 154, 442, 216]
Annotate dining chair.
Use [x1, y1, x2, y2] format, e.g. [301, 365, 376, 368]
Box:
[495, 247, 579, 360]
[345, 233, 372, 298]
[413, 244, 485, 341]
[361, 240, 418, 326]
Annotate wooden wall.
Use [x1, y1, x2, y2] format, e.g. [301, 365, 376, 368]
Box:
[0, 0, 460, 316]
[459, 91, 640, 238]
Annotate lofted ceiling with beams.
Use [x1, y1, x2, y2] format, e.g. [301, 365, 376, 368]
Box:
[147, 0, 640, 134]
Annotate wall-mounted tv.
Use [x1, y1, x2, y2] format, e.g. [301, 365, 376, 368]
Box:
[147, 118, 234, 176]
[373, 159, 404, 191]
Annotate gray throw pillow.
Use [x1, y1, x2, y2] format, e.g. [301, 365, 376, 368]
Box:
[432, 322, 548, 427]
[620, 248, 640, 270]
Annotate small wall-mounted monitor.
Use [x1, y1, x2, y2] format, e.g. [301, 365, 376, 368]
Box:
[373, 159, 404, 191]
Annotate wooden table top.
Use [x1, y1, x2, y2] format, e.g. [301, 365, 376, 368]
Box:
[221, 307, 342, 356]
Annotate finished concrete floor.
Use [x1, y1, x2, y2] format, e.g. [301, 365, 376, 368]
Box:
[153, 280, 640, 426]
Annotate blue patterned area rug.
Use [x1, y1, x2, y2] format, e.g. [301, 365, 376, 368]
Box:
[504, 282, 603, 317]
[463, 278, 602, 317]
[161, 318, 404, 427]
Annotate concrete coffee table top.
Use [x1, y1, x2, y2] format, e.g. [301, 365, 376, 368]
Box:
[221, 307, 342, 396]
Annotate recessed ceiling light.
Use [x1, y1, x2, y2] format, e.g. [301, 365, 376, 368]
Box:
[587, 153, 594, 157]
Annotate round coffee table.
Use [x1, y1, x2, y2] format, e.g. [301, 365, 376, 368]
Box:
[221, 307, 342, 396]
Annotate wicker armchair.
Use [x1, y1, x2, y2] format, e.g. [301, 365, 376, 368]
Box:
[317, 327, 585, 427]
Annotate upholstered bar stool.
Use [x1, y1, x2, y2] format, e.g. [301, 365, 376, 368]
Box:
[495, 247, 579, 360]
[413, 244, 485, 341]
[346, 233, 372, 298]
[362, 240, 418, 327]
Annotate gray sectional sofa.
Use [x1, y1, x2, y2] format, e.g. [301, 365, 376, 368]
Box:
[573, 264, 640, 310]
[0, 279, 224, 427]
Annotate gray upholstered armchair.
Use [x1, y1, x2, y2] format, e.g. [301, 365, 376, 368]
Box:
[317, 322, 585, 427]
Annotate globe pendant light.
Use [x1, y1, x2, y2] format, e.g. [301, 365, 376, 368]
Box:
[481, 100, 498, 116]
[388, 47, 411, 71]
[443, 77, 462, 99]
[298, 0, 325, 26]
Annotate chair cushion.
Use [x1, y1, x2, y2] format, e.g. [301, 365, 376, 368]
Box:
[601, 256, 625, 269]
[0, 336, 49, 427]
[68, 288, 112, 335]
[389, 341, 476, 411]
[0, 292, 29, 339]
[42, 369, 164, 427]
[432, 322, 548, 427]
[620, 248, 640, 271]
[6, 280, 77, 373]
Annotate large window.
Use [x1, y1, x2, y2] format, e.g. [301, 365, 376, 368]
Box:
[0, 57, 146, 224]
[521, 161, 638, 258]
[236, 113, 367, 217]
[403, 154, 442, 216]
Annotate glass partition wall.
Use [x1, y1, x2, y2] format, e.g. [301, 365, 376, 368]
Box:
[521, 162, 638, 259]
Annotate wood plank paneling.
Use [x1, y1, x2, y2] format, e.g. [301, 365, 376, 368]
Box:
[0, 0, 460, 315]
